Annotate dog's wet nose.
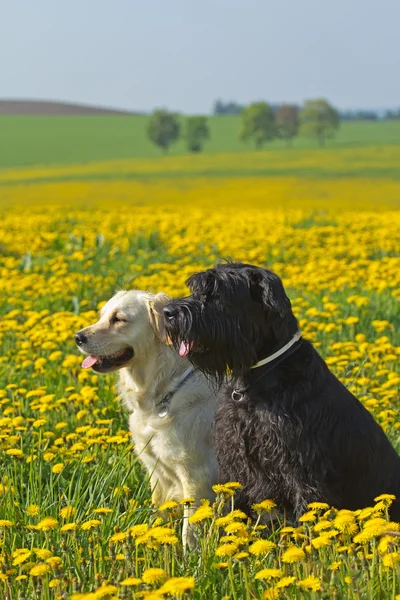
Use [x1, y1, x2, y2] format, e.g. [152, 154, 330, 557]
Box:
[163, 306, 177, 321]
[74, 331, 87, 346]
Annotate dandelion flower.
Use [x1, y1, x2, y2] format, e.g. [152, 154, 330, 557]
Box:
[255, 568, 283, 580]
[215, 543, 239, 557]
[30, 563, 51, 577]
[248, 540, 276, 555]
[142, 568, 167, 585]
[0, 520, 13, 528]
[297, 575, 322, 592]
[188, 505, 213, 523]
[120, 577, 142, 586]
[158, 501, 178, 511]
[262, 589, 279, 600]
[281, 546, 305, 563]
[26, 505, 40, 517]
[52, 463, 64, 474]
[159, 576, 195, 596]
[383, 552, 400, 568]
[36, 517, 58, 531]
[252, 499, 277, 512]
[81, 519, 101, 531]
[275, 576, 296, 589]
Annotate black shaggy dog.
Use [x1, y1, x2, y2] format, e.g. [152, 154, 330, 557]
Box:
[163, 262, 400, 520]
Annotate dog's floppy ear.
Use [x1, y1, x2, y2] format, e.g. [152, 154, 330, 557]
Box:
[148, 293, 171, 343]
[186, 269, 215, 298]
[251, 269, 291, 316]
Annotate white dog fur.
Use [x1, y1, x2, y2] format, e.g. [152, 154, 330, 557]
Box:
[75, 290, 218, 547]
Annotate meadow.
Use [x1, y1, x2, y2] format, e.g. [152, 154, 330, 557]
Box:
[0, 139, 400, 599]
[1, 115, 400, 168]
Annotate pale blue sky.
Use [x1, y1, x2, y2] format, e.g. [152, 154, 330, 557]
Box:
[1, 0, 399, 113]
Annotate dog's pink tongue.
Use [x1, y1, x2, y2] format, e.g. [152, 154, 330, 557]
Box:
[179, 341, 192, 357]
[81, 355, 99, 369]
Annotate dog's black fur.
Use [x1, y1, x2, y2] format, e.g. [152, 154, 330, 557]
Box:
[164, 262, 400, 520]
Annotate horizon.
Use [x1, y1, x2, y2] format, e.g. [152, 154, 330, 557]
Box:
[0, 98, 397, 116]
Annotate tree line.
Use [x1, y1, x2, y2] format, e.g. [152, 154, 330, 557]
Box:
[147, 99, 340, 153]
[214, 100, 400, 122]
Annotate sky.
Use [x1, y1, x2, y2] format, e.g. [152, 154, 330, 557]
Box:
[1, 0, 399, 114]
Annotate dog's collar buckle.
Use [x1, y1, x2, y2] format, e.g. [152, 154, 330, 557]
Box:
[158, 392, 173, 417]
[232, 389, 244, 402]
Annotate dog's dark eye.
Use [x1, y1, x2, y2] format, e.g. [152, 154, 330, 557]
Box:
[112, 314, 127, 324]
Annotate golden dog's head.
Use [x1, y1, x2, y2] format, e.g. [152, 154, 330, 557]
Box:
[74, 290, 170, 373]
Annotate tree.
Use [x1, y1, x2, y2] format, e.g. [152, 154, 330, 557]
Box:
[299, 99, 340, 146]
[185, 116, 210, 152]
[275, 104, 299, 146]
[213, 99, 244, 115]
[239, 102, 275, 149]
[147, 109, 181, 153]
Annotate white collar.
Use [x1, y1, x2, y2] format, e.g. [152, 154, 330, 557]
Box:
[251, 331, 302, 369]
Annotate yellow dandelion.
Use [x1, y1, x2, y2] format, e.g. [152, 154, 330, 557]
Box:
[92, 585, 118, 598]
[6, 449, 24, 458]
[374, 493, 396, 502]
[281, 546, 306, 563]
[33, 549, 53, 560]
[280, 526, 295, 534]
[297, 575, 322, 592]
[142, 568, 167, 585]
[120, 577, 142, 586]
[0, 520, 13, 528]
[60, 522, 77, 532]
[329, 561, 342, 571]
[92, 508, 113, 514]
[46, 556, 62, 568]
[159, 576, 195, 595]
[312, 535, 333, 549]
[255, 568, 283, 580]
[233, 551, 249, 560]
[262, 589, 279, 600]
[48, 579, 61, 588]
[36, 517, 58, 531]
[213, 484, 236, 495]
[307, 502, 330, 510]
[213, 562, 229, 569]
[224, 482, 242, 490]
[188, 504, 213, 523]
[252, 499, 277, 512]
[313, 520, 332, 533]
[26, 504, 40, 517]
[109, 531, 128, 544]
[158, 501, 178, 511]
[129, 524, 149, 537]
[52, 463, 64, 474]
[276, 576, 296, 588]
[248, 539, 276, 555]
[12, 551, 31, 566]
[215, 543, 239, 557]
[299, 510, 317, 523]
[59, 506, 76, 519]
[30, 563, 51, 577]
[215, 514, 235, 527]
[81, 519, 101, 530]
[383, 552, 400, 568]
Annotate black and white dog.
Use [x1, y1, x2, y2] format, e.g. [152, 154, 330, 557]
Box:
[163, 262, 400, 520]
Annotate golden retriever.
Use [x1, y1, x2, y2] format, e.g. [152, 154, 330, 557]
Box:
[75, 290, 218, 547]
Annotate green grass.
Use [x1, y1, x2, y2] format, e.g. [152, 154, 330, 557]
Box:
[1, 116, 400, 168]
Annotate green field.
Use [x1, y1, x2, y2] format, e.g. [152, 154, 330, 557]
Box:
[1, 116, 400, 168]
